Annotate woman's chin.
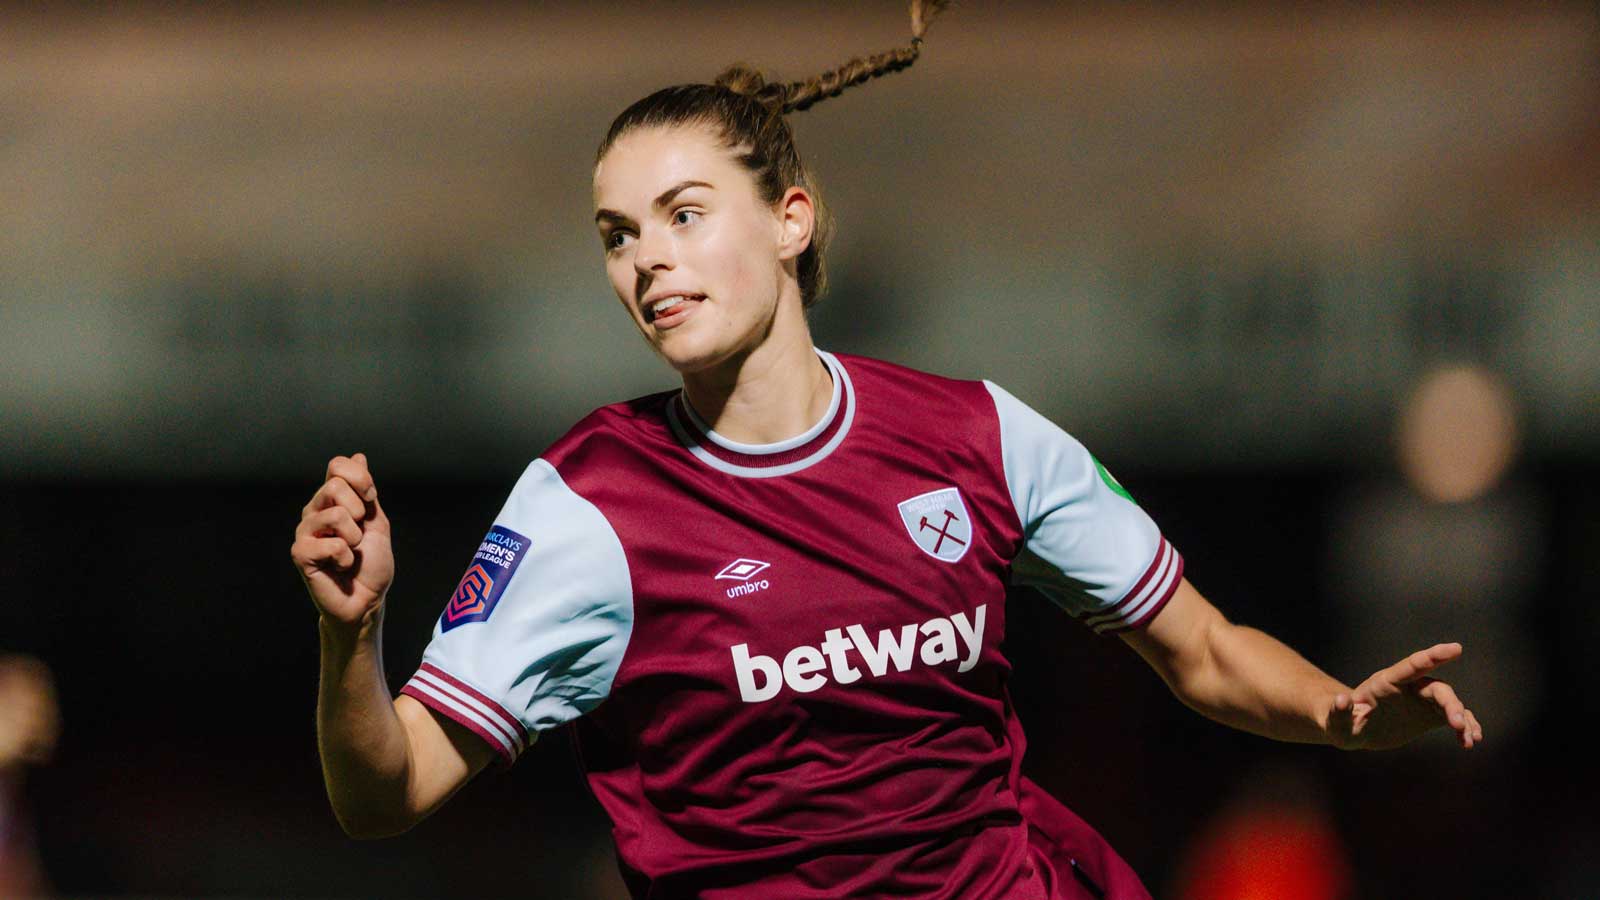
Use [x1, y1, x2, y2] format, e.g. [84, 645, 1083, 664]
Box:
[650, 317, 768, 376]
[655, 336, 724, 375]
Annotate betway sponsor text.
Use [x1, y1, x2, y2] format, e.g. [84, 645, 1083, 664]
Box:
[730, 605, 987, 703]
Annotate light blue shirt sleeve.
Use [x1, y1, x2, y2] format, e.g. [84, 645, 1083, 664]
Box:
[400, 459, 634, 763]
[984, 381, 1183, 633]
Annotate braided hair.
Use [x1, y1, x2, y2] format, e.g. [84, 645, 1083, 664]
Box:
[595, 0, 950, 310]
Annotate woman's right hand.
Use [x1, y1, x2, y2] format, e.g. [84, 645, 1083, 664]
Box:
[290, 453, 395, 628]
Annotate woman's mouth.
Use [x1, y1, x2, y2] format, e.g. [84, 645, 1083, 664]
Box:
[645, 293, 705, 327]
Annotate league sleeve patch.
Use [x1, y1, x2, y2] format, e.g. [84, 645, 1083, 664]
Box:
[440, 525, 531, 632]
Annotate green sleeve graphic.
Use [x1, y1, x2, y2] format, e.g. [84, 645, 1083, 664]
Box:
[1093, 456, 1136, 504]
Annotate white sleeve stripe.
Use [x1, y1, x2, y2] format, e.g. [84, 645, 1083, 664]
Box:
[1083, 538, 1172, 625]
[1091, 558, 1181, 633]
[1102, 539, 1179, 630]
[415, 663, 528, 741]
[1085, 537, 1178, 630]
[405, 673, 524, 755]
[411, 669, 525, 753]
[1083, 538, 1170, 628]
[1097, 547, 1184, 633]
[401, 680, 518, 760]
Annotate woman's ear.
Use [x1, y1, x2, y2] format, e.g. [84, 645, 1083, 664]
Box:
[776, 186, 815, 261]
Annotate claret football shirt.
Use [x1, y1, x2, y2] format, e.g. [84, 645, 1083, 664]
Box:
[401, 349, 1182, 899]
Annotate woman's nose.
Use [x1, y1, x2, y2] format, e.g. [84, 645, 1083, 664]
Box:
[633, 227, 674, 274]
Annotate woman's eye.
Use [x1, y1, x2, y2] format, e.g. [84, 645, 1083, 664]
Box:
[673, 209, 701, 226]
[606, 231, 634, 251]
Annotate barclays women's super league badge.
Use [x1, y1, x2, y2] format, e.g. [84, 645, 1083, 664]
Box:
[441, 525, 531, 631]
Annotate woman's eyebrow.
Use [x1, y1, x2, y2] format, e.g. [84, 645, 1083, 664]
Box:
[595, 180, 715, 226]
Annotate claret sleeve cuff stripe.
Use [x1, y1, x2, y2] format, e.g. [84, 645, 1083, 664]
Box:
[1119, 549, 1184, 631]
[399, 681, 519, 764]
[1083, 537, 1173, 625]
[1083, 537, 1177, 631]
[400, 679, 518, 762]
[415, 663, 527, 744]
[400, 666, 528, 762]
[409, 667, 526, 755]
[1085, 538, 1184, 634]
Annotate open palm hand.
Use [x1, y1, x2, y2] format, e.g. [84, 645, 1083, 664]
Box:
[1328, 643, 1484, 751]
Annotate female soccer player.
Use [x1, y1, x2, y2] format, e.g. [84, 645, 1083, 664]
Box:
[292, 3, 1483, 897]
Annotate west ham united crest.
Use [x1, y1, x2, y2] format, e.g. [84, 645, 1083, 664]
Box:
[897, 487, 973, 563]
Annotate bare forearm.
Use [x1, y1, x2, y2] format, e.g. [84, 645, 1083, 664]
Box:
[316, 608, 415, 837]
[1124, 581, 1350, 744]
[1125, 580, 1476, 750]
[298, 456, 485, 835]
[1178, 620, 1349, 744]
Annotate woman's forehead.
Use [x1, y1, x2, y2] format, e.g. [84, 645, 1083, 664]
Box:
[593, 125, 739, 205]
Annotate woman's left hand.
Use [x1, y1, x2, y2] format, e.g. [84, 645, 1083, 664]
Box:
[1328, 643, 1483, 751]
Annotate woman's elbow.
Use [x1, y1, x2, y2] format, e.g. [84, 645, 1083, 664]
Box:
[331, 800, 423, 840]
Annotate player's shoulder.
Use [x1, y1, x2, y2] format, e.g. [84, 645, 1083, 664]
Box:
[835, 351, 1003, 421]
[538, 387, 677, 467]
[847, 351, 1062, 433]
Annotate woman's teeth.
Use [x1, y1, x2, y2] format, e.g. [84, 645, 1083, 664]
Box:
[648, 294, 701, 322]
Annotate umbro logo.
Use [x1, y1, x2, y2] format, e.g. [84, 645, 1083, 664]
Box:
[716, 558, 771, 598]
[715, 558, 770, 581]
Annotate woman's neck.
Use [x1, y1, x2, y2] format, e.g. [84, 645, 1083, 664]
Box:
[680, 320, 832, 447]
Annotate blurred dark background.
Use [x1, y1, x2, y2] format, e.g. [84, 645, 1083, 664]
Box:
[2, 3, 1597, 898]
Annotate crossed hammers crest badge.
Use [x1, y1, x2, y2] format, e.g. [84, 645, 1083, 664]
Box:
[897, 487, 973, 563]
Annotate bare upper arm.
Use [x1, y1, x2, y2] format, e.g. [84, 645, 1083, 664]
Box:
[1116, 577, 1226, 688]
[394, 694, 502, 822]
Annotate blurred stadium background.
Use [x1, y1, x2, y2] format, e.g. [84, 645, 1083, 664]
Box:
[1, 2, 1596, 897]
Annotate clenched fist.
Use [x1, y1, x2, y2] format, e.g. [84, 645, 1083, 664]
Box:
[290, 453, 395, 628]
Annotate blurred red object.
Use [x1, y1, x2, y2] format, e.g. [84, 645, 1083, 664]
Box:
[1173, 801, 1353, 900]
